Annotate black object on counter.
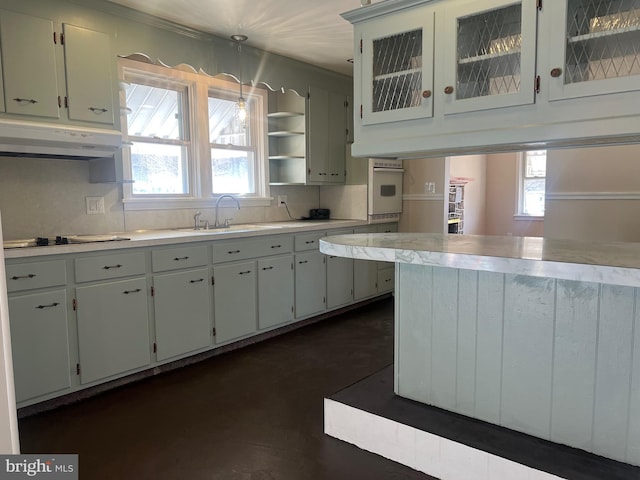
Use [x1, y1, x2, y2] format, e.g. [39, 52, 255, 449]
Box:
[36, 237, 49, 246]
[55, 236, 69, 245]
[308, 208, 330, 220]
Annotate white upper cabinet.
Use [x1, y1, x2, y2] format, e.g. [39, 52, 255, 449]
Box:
[0, 10, 115, 126]
[64, 24, 114, 125]
[360, 6, 435, 124]
[0, 10, 61, 119]
[548, 0, 640, 100]
[442, 0, 538, 114]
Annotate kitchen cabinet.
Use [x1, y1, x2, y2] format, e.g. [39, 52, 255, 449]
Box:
[326, 228, 354, 309]
[5, 259, 71, 402]
[258, 255, 294, 329]
[8, 290, 71, 403]
[153, 268, 211, 361]
[0, 10, 114, 125]
[213, 261, 257, 344]
[307, 86, 347, 183]
[353, 225, 379, 300]
[268, 87, 347, 185]
[359, 5, 435, 125]
[343, 0, 640, 158]
[295, 250, 326, 318]
[548, 0, 640, 101]
[76, 277, 151, 384]
[441, 0, 537, 115]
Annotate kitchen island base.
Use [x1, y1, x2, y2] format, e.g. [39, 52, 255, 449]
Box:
[325, 366, 640, 480]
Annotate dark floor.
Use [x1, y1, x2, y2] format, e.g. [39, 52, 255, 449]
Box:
[19, 298, 433, 480]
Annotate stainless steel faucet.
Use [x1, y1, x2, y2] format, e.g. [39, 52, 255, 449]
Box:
[214, 195, 241, 228]
[193, 211, 202, 230]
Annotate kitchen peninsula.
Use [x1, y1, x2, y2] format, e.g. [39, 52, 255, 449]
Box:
[320, 233, 640, 475]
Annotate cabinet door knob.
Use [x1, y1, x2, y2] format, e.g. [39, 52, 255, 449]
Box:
[422, 90, 432, 98]
[444, 86, 454, 95]
[550, 68, 563, 78]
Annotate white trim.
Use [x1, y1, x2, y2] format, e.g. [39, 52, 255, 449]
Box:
[123, 196, 273, 211]
[513, 215, 544, 222]
[546, 191, 640, 201]
[324, 398, 563, 480]
[402, 193, 444, 201]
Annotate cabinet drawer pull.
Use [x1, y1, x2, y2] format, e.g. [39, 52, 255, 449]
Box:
[238, 270, 252, 275]
[103, 264, 123, 270]
[36, 302, 60, 309]
[270, 245, 282, 249]
[11, 274, 36, 280]
[262, 266, 274, 270]
[227, 250, 241, 254]
[298, 260, 308, 264]
[89, 107, 109, 113]
[173, 256, 190, 261]
[444, 86, 454, 95]
[13, 97, 38, 104]
[123, 288, 142, 294]
[189, 279, 205, 283]
[305, 240, 315, 244]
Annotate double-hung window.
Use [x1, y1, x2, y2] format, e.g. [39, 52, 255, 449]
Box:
[518, 150, 547, 217]
[119, 59, 269, 209]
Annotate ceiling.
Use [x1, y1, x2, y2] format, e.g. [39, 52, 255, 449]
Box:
[106, 0, 365, 76]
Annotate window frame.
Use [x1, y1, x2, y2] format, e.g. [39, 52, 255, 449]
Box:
[118, 59, 270, 211]
[515, 150, 547, 219]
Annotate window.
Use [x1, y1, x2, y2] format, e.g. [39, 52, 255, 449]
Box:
[119, 59, 269, 209]
[518, 150, 547, 216]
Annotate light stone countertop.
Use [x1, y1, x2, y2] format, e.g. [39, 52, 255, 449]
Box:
[320, 233, 640, 288]
[4, 220, 367, 259]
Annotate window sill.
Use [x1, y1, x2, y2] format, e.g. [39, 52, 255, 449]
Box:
[123, 196, 273, 211]
[513, 215, 544, 222]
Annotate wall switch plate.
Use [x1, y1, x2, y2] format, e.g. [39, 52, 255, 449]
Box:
[277, 195, 288, 207]
[86, 196, 105, 215]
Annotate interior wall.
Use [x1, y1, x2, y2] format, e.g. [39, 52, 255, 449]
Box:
[485, 152, 544, 237]
[544, 144, 640, 242]
[449, 154, 487, 235]
[400, 157, 447, 233]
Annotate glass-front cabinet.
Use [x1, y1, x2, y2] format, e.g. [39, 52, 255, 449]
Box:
[549, 0, 640, 100]
[442, 0, 538, 115]
[360, 7, 435, 125]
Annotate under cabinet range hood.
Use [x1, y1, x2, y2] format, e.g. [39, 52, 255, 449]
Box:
[0, 118, 122, 159]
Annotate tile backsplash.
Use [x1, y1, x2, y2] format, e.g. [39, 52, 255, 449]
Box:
[0, 156, 361, 240]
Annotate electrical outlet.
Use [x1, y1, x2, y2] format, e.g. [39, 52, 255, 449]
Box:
[277, 195, 288, 207]
[86, 196, 105, 215]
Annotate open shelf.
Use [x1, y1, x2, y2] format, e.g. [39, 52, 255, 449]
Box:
[268, 131, 304, 137]
[267, 111, 304, 118]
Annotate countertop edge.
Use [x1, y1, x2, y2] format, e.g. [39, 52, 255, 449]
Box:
[320, 234, 640, 288]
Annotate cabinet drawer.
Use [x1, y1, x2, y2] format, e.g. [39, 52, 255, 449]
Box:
[6, 260, 66, 293]
[212, 236, 292, 264]
[378, 267, 395, 293]
[75, 251, 146, 283]
[152, 245, 208, 272]
[294, 232, 325, 251]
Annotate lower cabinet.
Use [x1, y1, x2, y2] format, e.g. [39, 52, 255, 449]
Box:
[153, 268, 211, 361]
[377, 267, 395, 293]
[327, 255, 354, 309]
[76, 277, 151, 384]
[295, 251, 326, 318]
[8, 290, 71, 403]
[213, 261, 257, 344]
[258, 255, 294, 329]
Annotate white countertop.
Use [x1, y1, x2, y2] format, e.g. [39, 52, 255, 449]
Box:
[320, 233, 640, 288]
[4, 220, 367, 259]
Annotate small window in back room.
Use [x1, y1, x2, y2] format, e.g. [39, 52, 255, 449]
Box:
[519, 150, 547, 216]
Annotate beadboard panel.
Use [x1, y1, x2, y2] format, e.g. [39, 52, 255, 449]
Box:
[396, 266, 640, 464]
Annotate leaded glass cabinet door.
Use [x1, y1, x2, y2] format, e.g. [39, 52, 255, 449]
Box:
[548, 0, 640, 100]
[442, 0, 538, 115]
[360, 7, 435, 125]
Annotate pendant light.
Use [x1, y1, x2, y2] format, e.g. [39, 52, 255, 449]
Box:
[231, 34, 248, 127]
